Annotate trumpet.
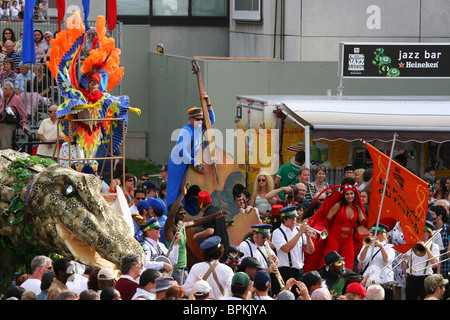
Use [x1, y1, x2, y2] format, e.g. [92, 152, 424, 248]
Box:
[296, 223, 328, 239]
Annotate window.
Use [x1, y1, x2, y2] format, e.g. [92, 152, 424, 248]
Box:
[117, 0, 229, 25]
[231, 0, 261, 21]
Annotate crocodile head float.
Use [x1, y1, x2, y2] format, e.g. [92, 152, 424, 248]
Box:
[0, 149, 144, 270]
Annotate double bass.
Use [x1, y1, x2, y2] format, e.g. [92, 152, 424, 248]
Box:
[182, 60, 261, 266]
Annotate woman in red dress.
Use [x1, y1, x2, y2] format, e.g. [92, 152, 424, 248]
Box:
[321, 184, 367, 270]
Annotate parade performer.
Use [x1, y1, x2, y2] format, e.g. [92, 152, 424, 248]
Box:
[46, 12, 140, 166]
[166, 92, 214, 212]
[304, 178, 368, 272]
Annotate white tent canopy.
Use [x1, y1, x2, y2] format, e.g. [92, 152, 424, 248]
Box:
[281, 95, 450, 143]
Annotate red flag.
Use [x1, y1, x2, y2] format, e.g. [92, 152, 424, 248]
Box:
[107, 0, 117, 30]
[57, 0, 65, 32]
[366, 143, 428, 253]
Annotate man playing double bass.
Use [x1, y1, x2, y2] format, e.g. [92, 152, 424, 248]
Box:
[166, 92, 214, 214]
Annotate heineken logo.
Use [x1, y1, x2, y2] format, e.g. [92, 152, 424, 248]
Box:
[341, 43, 450, 78]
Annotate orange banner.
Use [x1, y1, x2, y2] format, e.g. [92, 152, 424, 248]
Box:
[366, 143, 429, 253]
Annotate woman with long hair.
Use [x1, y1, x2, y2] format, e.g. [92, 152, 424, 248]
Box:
[250, 171, 275, 216]
[321, 181, 368, 270]
[433, 176, 447, 200]
[34, 29, 49, 62]
[1, 28, 17, 54]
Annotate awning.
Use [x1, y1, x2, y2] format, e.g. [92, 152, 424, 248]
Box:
[281, 95, 450, 143]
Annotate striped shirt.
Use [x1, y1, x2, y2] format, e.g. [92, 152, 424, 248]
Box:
[5, 50, 21, 70]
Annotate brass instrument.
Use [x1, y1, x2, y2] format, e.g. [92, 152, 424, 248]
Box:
[362, 236, 374, 246]
[296, 223, 328, 239]
[411, 251, 450, 273]
[263, 243, 285, 290]
[409, 227, 443, 272]
[378, 228, 442, 278]
[411, 227, 442, 257]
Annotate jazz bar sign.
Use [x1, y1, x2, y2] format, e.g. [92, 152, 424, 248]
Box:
[340, 43, 450, 78]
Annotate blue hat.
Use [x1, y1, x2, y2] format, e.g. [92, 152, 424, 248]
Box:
[199, 236, 222, 250]
[137, 199, 150, 211]
[149, 197, 166, 215]
[278, 205, 298, 218]
[143, 180, 160, 191]
[370, 223, 390, 233]
[140, 217, 161, 232]
[425, 220, 436, 233]
[253, 270, 271, 286]
[251, 223, 272, 236]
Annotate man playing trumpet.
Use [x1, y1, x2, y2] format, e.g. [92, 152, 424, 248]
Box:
[272, 206, 314, 297]
[357, 223, 396, 291]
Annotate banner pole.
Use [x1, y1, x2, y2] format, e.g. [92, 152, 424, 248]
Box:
[366, 132, 397, 272]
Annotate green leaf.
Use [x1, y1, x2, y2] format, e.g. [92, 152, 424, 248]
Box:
[39, 158, 55, 167]
[12, 183, 23, 192]
[17, 170, 31, 181]
[28, 156, 41, 165]
[10, 195, 25, 213]
[12, 213, 24, 224]
[8, 168, 23, 175]
[24, 225, 34, 240]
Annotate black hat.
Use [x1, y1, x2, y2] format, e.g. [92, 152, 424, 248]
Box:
[303, 270, 323, 287]
[239, 257, 263, 270]
[324, 251, 345, 266]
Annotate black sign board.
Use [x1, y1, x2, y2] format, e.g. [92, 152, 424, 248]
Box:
[340, 43, 450, 78]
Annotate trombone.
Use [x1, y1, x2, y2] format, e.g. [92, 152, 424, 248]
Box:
[362, 236, 374, 246]
[411, 251, 450, 273]
[295, 223, 328, 239]
[378, 228, 442, 278]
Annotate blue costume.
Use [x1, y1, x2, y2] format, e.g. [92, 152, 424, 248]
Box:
[166, 109, 215, 212]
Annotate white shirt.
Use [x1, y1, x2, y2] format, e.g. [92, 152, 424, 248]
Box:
[238, 239, 275, 269]
[129, 203, 139, 214]
[406, 242, 440, 276]
[357, 241, 396, 283]
[20, 278, 41, 295]
[66, 274, 89, 294]
[272, 224, 306, 269]
[36, 118, 62, 157]
[183, 260, 234, 300]
[142, 237, 179, 271]
[131, 287, 155, 300]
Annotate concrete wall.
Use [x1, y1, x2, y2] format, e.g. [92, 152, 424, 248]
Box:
[230, 0, 450, 61]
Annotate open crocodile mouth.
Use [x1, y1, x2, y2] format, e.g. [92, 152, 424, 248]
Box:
[54, 216, 119, 273]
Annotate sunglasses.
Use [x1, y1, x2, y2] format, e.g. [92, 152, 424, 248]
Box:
[194, 117, 203, 121]
[258, 179, 266, 182]
[135, 197, 146, 200]
[128, 179, 134, 182]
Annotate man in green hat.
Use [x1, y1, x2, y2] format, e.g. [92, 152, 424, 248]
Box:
[222, 272, 252, 300]
[272, 206, 314, 295]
